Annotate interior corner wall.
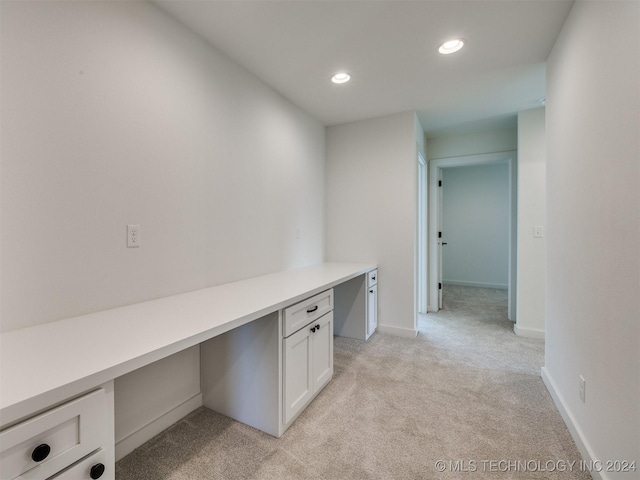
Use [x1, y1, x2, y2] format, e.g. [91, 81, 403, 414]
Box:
[441, 163, 510, 289]
[545, 1, 639, 477]
[515, 108, 546, 338]
[326, 112, 417, 337]
[1, 1, 325, 458]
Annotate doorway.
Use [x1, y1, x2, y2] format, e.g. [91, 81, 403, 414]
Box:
[428, 151, 517, 320]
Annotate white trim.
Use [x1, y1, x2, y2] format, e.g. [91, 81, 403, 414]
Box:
[443, 280, 508, 290]
[541, 367, 604, 480]
[513, 324, 545, 339]
[115, 393, 202, 460]
[429, 151, 518, 318]
[376, 325, 418, 338]
[416, 151, 428, 316]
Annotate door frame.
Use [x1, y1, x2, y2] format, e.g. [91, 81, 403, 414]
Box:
[416, 152, 428, 315]
[428, 151, 517, 320]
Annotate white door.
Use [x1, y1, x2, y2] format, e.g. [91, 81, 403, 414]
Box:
[283, 326, 313, 424]
[312, 313, 333, 392]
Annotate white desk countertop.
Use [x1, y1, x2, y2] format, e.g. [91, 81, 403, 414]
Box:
[0, 262, 375, 426]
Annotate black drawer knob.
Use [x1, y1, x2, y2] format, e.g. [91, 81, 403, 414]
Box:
[31, 443, 51, 462]
[315, 324, 320, 330]
[370, 289, 374, 293]
[310, 326, 316, 333]
[90, 463, 106, 479]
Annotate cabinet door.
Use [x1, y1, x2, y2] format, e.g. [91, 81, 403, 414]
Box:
[312, 312, 333, 392]
[283, 326, 313, 425]
[367, 284, 378, 337]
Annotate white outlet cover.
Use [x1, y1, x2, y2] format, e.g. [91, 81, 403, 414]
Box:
[127, 224, 141, 248]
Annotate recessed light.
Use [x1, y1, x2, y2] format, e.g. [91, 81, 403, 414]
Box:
[438, 39, 465, 55]
[331, 72, 351, 84]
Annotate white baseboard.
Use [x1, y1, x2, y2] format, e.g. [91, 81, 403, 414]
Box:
[513, 324, 545, 339]
[377, 324, 418, 338]
[115, 393, 202, 461]
[541, 367, 604, 480]
[443, 280, 508, 289]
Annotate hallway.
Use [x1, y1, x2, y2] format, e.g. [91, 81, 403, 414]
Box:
[419, 285, 542, 375]
[117, 286, 589, 479]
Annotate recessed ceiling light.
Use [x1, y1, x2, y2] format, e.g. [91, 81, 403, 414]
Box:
[438, 39, 465, 55]
[331, 72, 351, 84]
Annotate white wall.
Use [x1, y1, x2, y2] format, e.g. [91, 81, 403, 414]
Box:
[515, 108, 546, 338]
[427, 128, 517, 160]
[544, 1, 639, 478]
[326, 112, 418, 337]
[1, 0, 325, 458]
[442, 164, 509, 289]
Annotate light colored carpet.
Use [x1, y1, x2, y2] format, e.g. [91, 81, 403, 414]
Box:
[116, 286, 590, 479]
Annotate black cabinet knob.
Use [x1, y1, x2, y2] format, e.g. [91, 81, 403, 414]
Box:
[370, 289, 374, 293]
[310, 327, 316, 333]
[31, 443, 51, 462]
[90, 463, 106, 479]
[315, 324, 320, 330]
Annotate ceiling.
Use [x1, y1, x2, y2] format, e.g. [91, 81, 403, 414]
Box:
[155, 0, 573, 135]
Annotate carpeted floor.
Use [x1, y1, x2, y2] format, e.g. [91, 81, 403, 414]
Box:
[116, 285, 590, 479]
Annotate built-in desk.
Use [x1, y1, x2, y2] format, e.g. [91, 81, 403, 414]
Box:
[0, 262, 376, 480]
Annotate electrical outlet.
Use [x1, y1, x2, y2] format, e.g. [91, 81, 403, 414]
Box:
[127, 224, 140, 248]
[579, 375, 586, 403]
[534, 226, 544, 238]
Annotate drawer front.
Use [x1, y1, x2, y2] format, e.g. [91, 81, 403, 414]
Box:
[367, 269, 378, 288]
[0, 389, 108, 480]
[283, 289, 333, 338]
[49, 448, 110, 480]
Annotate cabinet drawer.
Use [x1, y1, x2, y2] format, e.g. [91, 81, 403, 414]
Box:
[283, 289, 333, 338]
[367, 269, 378, 288]
[0, 389, 108, 480]
[50, 448, 109, 480]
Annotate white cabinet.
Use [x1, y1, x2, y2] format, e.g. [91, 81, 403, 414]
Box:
[283, 311, 333, 425]
[0, 384, 114, 480]
[367, 284, 378, 338]
[366, 270, 378, 338]
[334, 269, 378, 341]
[201, 289, 335, 437]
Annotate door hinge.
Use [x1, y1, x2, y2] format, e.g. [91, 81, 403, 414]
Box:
[438, 180, 442, 187]
[438, 231, 442, 238]
[438, 283, 442, 290]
